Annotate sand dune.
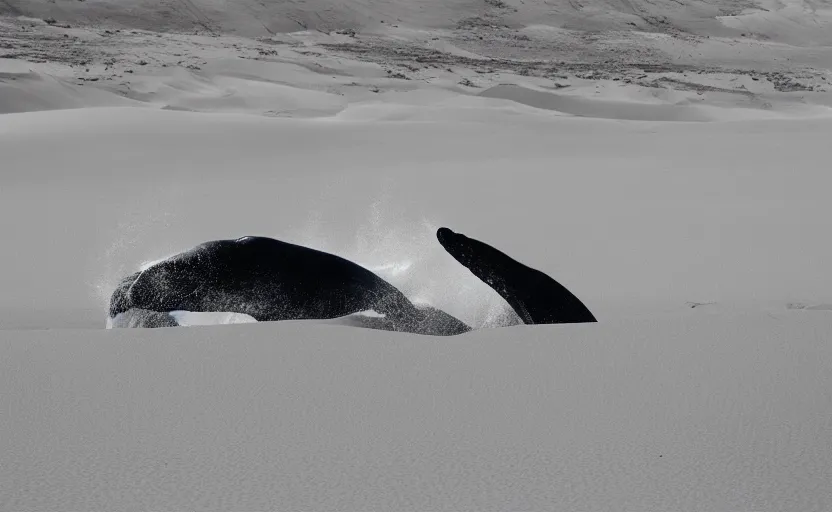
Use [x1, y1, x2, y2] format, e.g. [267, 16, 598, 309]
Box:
[716, 0, 832, 46]
[479, 83, 832, 121]
[125, 68, 348, 116]
[0, 67, 141, 114]
[3, 0, 831, 45]
[481, 83, 714, 121]
[0, 0, 485, 35]
[2, 4, 831, 119]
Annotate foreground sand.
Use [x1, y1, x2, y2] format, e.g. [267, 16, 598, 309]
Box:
[3, 314, 831, 510]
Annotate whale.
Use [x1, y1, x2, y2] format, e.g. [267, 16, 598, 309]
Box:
[108, 228, 595, 334]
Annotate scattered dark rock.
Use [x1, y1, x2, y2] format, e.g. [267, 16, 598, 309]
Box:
[764, 72, 815, 92]
[686, 301, 715, 309]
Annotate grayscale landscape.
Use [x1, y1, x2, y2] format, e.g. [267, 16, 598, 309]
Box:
[2, 0, 832, 510]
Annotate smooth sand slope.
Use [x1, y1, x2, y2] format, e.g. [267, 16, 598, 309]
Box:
[3, 106, 832, 329]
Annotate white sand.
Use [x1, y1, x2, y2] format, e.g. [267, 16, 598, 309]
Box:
[2, 0, 832, 509]
[3, 315, 832, 510]
[3, 106, 832, 329]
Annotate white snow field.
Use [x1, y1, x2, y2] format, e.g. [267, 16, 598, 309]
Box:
[3, 0, 832, 508]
